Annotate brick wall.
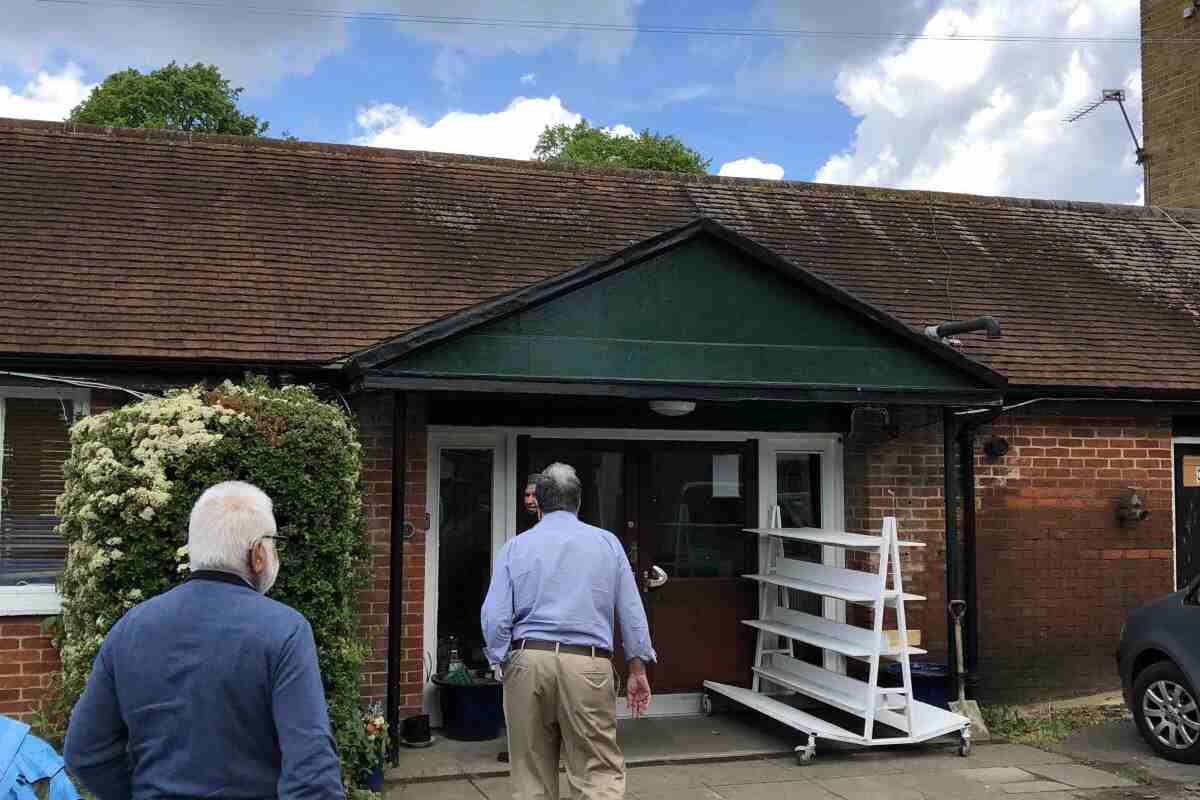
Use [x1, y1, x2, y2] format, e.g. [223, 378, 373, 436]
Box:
[398, 393, 429, 717]
[352, 392, 394, 704]
[1141, 0, 1200, 207]
[844, 408, 1175, 703]
[0, 618, 58, 719]
[973, 414, 1174, 702]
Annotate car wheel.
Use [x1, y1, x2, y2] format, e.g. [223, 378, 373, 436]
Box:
[1133, 661, 1200, 763]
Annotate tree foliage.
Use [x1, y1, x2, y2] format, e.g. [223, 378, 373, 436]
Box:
[69, 62, 269, 136]
[534, 121, 710, 174]
[42, 380, 375, 794]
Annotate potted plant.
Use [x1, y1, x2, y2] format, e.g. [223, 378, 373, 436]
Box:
[362, 702, 389, 791]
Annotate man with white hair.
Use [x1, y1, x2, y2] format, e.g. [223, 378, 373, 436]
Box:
[482, 463, 655, 800]
[65, 481, 343, 800]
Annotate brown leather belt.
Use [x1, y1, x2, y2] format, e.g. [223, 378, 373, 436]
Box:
[515, 639, 612, 659]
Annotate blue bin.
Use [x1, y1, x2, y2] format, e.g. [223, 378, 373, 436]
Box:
[885, 662, 949, 709]
[432, 675, 505, 741]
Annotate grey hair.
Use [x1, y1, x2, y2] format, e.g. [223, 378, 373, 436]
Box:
[188, 481, 277, 574]
[536, 463, 581, 515]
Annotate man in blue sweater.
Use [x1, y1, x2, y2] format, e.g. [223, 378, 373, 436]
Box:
[64, 481, 343, 800]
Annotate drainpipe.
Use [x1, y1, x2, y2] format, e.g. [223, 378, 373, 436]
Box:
[924, 317, 1002, 340]
[386, 391, 407, 764]
[958, 426, 979, 690]
[942, 409, 962, 694]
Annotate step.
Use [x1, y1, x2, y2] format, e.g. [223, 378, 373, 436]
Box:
[744, 614, 928, 658]
[745, 572, 925, 605]
[753, 656, 907, 716]
[744, 527, 925, 550]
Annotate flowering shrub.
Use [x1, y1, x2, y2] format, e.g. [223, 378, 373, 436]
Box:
[43, 378, 376, 794]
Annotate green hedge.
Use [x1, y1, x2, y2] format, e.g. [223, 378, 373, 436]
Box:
[43, 379, 376, 794]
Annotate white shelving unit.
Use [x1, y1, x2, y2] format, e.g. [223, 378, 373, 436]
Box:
[702, 515, 972, 763]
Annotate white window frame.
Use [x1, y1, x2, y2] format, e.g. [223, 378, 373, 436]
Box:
[0, 386, 91, 616]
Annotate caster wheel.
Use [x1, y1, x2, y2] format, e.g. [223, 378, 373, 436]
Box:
[958, 737, 972, 757]
[700, 694, 714, 716]
[795, 745, 815, 765]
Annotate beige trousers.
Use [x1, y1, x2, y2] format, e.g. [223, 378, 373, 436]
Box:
[503, 647, 625, 799]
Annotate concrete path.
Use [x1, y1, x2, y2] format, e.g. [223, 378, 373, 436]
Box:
[1061, 719, 1200, 785]
[387, 741, 1147, 799]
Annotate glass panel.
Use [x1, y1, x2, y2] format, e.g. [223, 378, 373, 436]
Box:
[437, 449, 494, 671]
[647, 449, 746, 579]
[776, 453, 823, 664]
[522, 443, 624, 535]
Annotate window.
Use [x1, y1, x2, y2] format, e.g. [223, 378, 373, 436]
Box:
[0, 388, 89, 613]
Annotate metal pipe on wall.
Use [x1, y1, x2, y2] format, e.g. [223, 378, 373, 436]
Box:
[942, 408, 962, 693]
[959, 426, 979, 689]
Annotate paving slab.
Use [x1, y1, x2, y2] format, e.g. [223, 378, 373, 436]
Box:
[387, 780, 485, 798]
[957, 767, 1041, 784]
[629, 788, 725, 800]
[815, 775, 928, 800]
[1027, 764, 1136, 789]
[716, 781, 842, 800]
[966, 744, 1075, 767]
[1001, 781, 1072, 794]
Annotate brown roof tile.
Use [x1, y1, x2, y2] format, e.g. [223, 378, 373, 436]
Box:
[2, 117, 1200, 390]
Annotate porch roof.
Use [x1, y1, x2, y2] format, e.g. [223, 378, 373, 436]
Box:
[355, 220, 1005, 404]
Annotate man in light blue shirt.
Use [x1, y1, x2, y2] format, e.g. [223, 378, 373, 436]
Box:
[482, 463, 654, 799]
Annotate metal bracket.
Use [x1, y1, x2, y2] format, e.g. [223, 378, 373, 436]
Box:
[401, 520, 416, 541]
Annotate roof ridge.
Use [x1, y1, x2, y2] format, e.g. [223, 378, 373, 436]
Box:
[0, 115, 1192, 222]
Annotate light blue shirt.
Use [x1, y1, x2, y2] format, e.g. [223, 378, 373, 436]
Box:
[481, 510, 656, 666]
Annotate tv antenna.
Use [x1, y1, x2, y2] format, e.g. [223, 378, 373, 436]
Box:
[1063, 89, 1145, 166]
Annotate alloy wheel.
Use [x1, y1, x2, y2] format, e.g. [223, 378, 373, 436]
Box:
[1142, 679, 1200, 750]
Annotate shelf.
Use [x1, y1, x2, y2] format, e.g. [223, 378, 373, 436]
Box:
[743, 614, 927, 658]
[703, 681, 867, 745]
[744, 573, 925, 605]
[754, 655, 906, 716]
[744, 527, 925, 550]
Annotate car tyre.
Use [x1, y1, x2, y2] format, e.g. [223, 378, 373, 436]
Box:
[1132, 660, 1200, 763]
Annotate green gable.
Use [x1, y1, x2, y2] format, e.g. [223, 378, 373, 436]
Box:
[378, 235, 994, 395]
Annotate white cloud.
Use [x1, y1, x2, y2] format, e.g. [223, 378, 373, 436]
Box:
[353, 95, 584, 160]
[719, 157, 785, 180]
[520, 73, 538, 85]
[812, 0, 1144, 203]
[0, 64, 94, 121]
[432, 48, 468, 88]
[605, 124, 636, 138]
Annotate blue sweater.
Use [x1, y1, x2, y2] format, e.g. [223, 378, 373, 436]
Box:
[64, 571, 344, 800]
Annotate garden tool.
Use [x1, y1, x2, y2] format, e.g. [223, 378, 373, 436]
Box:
[949, 600, 990, 740]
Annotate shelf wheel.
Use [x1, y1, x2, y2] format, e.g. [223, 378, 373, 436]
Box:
[700, 693, 715, 717]
[795, 735, 817, 765]
[958, 728, 972, 758]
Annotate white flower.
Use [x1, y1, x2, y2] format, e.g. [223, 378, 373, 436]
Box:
[177, 562, 190, 573]
[127, 589, 143, 600]
[109, 549, 124, 560]
[139, 507, 155, 521]
[105, 537, 122, 546]
[175, 545, 189, 560]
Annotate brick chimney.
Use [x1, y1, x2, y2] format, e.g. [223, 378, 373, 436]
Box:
[1141, 0, 1200, 207]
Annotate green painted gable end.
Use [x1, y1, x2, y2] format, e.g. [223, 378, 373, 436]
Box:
[386, 237, 988, 393]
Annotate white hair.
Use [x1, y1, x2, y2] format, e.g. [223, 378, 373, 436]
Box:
[536, 463, 581, 514]
[188, 481, 276, 574]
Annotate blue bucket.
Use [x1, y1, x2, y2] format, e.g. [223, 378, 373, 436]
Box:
[885, 662, 949, 709]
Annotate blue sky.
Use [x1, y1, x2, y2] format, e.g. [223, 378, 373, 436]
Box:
[2, 1, 1144, 202]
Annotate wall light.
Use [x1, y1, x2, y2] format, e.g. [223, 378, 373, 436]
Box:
[649, 400, 696, 417]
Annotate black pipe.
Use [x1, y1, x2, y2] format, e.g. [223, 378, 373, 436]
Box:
[942, 409, 962, 693]
[386, 391, 407, 765]
[927, 317, 1002, 340]
[959, 425, 979, 692]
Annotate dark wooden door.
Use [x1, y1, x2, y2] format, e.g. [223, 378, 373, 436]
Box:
[1174, 443, 1200, 588]
[634, 441, 758, 692]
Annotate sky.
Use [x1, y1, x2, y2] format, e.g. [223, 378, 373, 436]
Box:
[1, 0, 1146, 204]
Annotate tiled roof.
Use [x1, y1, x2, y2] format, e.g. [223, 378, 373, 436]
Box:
[2, 117, 1199, 390]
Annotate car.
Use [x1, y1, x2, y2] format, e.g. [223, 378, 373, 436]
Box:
[1116, 572, 1200, 763]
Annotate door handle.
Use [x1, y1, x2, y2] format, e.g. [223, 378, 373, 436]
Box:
[643, 565, 668, 591]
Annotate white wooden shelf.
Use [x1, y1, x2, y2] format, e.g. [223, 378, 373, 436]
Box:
[706, 515, 970, 762]
[743, 527, 925, 550]
[744, 573, 925, 605]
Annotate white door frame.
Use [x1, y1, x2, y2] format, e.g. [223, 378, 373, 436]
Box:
[422, 430, 509, 721]
[422, 426, 846, 718]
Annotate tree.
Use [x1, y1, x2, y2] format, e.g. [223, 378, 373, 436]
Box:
[535, 120, 710, 174]
[69, 62, 269, 136]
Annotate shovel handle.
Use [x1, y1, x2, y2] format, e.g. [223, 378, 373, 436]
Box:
[948, 600, 967, 701]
